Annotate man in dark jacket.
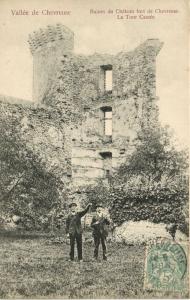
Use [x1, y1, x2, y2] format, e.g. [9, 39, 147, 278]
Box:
[91, 204, 111, 261]
[66, 202, 92, 262]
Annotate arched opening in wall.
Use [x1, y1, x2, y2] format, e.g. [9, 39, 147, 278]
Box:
[100, 65, 112, 93]
[100, 151, 112, 178]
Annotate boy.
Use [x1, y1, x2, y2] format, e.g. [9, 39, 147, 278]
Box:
[66, 202, 92, 262]
[91, 204, 111, 261]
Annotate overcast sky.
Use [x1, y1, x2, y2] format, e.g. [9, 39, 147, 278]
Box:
[0, 0, 188, 145]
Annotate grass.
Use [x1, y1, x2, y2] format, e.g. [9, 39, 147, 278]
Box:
[0, 230, 188, 299]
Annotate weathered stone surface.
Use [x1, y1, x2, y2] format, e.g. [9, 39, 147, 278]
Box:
[0, 99, 71, 198]
[113, 221, 188, 244]
[0, 24, 163, 204]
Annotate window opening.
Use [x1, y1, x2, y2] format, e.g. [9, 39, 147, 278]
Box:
[100, 65, 112, 93]
[105, 69, 112, 91]
[100, 152, 112, 177]
[104, 110, 112, 136]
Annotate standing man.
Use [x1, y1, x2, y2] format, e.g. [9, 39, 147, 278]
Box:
[66, 202, 92, 262]
[91, 204, 111, 261]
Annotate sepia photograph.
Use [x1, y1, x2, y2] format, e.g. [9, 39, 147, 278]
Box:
[0, 0, 189, 298]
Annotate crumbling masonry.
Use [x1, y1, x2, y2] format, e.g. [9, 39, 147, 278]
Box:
[0, 24, 163, 204]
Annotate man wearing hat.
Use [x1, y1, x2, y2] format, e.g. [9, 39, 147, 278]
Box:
[91, 204, 111, 261]
[66, 202, 92, 262]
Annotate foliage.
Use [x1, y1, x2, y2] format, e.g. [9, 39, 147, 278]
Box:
[0, 106, 62, 230]
[85, 126, 189, 234]
[116, 126, 188, 183]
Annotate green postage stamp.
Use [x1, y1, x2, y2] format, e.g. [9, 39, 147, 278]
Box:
[144, 238, 188, 292]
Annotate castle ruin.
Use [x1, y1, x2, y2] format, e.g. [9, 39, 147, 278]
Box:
[0, 24, 163, 203]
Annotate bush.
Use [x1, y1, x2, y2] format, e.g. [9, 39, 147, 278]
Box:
[85, 126, 189, 235]
[0, 108, 64, 231]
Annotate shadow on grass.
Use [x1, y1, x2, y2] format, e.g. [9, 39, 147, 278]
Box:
[0, 229, 54, 239]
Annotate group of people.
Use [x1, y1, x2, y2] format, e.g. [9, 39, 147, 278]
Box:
[66, 202, 111, 262]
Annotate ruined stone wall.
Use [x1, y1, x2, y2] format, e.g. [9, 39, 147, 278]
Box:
[0, 98, 72, 201]
[0, 25, 163, 203]
[71, 99, 137, 187]
[29, 24, 74, 104]
[69, 39, 162, 188]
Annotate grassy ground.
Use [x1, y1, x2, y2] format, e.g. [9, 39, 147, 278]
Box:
[0, 231, 188, 299]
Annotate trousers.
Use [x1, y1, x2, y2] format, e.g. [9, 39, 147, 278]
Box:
[69, 233, 82, 261]
[93, 234, 107, 259]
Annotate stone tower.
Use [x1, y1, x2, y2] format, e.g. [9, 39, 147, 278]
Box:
[28, 24, 74, 103]
[28, 24, 163, 190]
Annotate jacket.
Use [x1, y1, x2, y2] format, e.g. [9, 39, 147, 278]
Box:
[91, 215, 110, 237]
[66, 204, 90, 235]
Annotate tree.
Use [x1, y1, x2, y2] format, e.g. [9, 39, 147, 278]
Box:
[85, 125, 189, 234]
[0, 105, 61, 230]
[116, 126, 188, 183]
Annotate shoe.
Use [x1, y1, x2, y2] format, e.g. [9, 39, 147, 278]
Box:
[93, 257, 98, 261]
[79, 259, 83, 263]
[103, 256, 107, 261]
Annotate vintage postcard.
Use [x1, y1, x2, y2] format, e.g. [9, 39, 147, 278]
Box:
[0, 0, 189, 298]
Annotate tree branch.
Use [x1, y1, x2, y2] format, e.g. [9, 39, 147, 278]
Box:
[0, 171, 25, 202]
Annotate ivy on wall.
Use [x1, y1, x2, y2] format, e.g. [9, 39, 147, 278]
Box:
[85, 126, 189, 235]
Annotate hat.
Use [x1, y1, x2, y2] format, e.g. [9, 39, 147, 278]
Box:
[69, 202, 77, 208]
[95, 204, 104, 209]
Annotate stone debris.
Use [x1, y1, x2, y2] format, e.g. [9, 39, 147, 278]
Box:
[113, 221, 188, 244]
